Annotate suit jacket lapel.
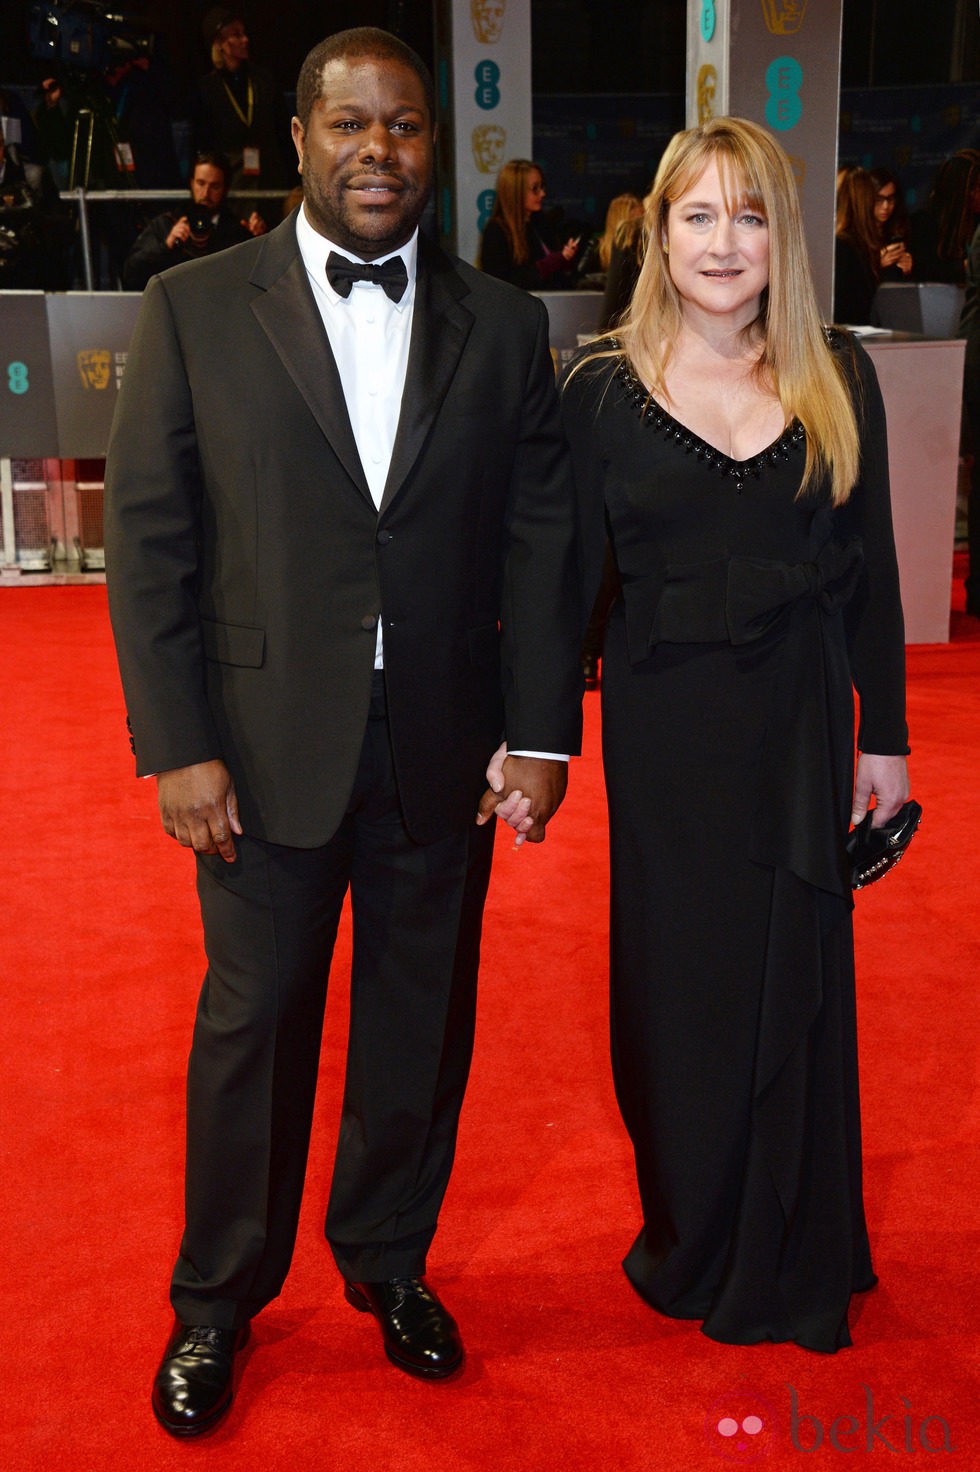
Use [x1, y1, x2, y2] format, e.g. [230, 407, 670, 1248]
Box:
[249, 218, 372, 504]
[379, 237, 475, 514]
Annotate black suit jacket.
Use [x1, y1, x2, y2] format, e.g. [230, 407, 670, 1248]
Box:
[105, 214, 583, 848]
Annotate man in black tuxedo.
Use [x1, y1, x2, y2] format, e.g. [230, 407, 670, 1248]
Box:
[104, 27, 582, 1438]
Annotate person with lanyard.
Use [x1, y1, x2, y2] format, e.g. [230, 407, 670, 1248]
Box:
[195, 7, 291, 208]
[104, 25, 582, 1439]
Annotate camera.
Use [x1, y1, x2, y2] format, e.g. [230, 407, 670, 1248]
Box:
[28, 1, 153, 74]
[185, 206, 214, 242]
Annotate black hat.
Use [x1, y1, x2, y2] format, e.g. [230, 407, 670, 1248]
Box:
[202, 7, 241, 44]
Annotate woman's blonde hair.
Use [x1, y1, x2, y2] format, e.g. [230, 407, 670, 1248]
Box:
[581, 117, 860, 505]
[598, 192, 642, 270]
[482, 158, 541, 267]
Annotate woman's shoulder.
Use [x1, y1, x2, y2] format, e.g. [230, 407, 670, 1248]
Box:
[825, 324, 875, 375]
[823, 326, 884, 433]
[559, 337, 627, 408]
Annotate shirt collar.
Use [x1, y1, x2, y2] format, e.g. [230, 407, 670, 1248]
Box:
[296, 204, 418, 310]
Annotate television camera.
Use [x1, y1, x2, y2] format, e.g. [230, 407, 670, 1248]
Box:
[28, 1, 153, 74]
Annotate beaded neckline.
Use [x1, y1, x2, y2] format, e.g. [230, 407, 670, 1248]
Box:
[614, 357, 806, 487]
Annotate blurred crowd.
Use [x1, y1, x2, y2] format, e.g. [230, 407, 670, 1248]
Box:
[0, 7, 294, 290]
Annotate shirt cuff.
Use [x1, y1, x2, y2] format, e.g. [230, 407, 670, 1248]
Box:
[507, 751, 569, 762]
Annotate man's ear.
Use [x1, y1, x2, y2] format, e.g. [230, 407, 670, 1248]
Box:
[291, 116, 305, 172]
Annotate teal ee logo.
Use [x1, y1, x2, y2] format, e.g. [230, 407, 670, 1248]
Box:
[7, 361, 30, 395]
[475, 60, 500, 111]
[477, 188, 496, 230]
[764, 56, 802, 132]
[701, 1, 716, 43]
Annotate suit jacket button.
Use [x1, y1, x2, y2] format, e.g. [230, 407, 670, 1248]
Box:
[377, 530, 392, 545]
[361, 614, 378, 630]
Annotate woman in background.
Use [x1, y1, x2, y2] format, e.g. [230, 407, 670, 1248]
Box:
[479, 158, 580, 289]
[561, 117, 909, 1352]
[910, 150, 980, 284]
[600, 192, 651, 330]
[870, 165, 913, 280]
[834, 165, 881, 323]
[577, 191, 643, 286]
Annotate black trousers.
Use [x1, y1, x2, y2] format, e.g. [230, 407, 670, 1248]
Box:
[170, 674, 497, 1328]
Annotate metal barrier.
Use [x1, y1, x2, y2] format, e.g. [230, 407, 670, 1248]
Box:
[58, 187, 291, 290]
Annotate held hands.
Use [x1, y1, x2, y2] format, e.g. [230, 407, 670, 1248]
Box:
[851, 752, 910, 829]
[157, 759, 242, 863]
[475, 743, 568, 847]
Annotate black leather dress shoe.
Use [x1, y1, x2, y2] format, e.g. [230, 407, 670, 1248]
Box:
[344, 1277, 464, 1379]
[151, 1320, 250, 1437]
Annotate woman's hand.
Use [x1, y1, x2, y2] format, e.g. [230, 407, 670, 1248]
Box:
[880, 241, 913, 276]
[851, 752, 910, 828]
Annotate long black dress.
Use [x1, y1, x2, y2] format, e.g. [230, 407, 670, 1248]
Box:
[561, 335, 908, 1352]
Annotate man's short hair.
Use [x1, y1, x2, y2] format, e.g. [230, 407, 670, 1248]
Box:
[189, 151, 231, 187]
[295, 27, 435, 132]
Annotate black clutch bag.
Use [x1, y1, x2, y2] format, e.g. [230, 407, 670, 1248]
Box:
[846, 799, 922, 889]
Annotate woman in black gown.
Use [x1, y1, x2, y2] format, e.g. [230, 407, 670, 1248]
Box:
[560, 118, 910, 1353]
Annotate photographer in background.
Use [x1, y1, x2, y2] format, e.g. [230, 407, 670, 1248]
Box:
[122, 151, 265, 290]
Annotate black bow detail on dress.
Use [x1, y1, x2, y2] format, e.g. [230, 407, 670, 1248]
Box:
[326, 252, 408, 302]
[620, 536, 866, 663]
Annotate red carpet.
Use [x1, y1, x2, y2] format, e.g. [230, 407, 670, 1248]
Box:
[1, 586, 978, 1470]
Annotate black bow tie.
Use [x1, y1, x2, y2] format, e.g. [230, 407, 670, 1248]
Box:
[326, 252, 408, 303]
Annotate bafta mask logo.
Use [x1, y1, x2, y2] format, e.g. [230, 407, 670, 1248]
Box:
[471, 0, 506, 45]
[760, 0, 808, 35]
[77, 349, 111, 390]
[787, 153, 806, 191]
[472, 124, 507, 174]
[697, 65, 717, 125]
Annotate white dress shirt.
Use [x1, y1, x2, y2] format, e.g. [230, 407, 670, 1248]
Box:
[296, 205, 416, 666]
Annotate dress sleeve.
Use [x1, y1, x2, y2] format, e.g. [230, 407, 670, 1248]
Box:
[560, 349, 620, 630]
[836, 337, 910, 755]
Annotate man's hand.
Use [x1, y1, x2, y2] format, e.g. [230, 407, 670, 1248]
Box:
[476, 747, 568, 846]
[157, 759, 242, 862]
[243, 210, 267, 237]
[851, 752, 910, 829]
[166, 215, 191, 249]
